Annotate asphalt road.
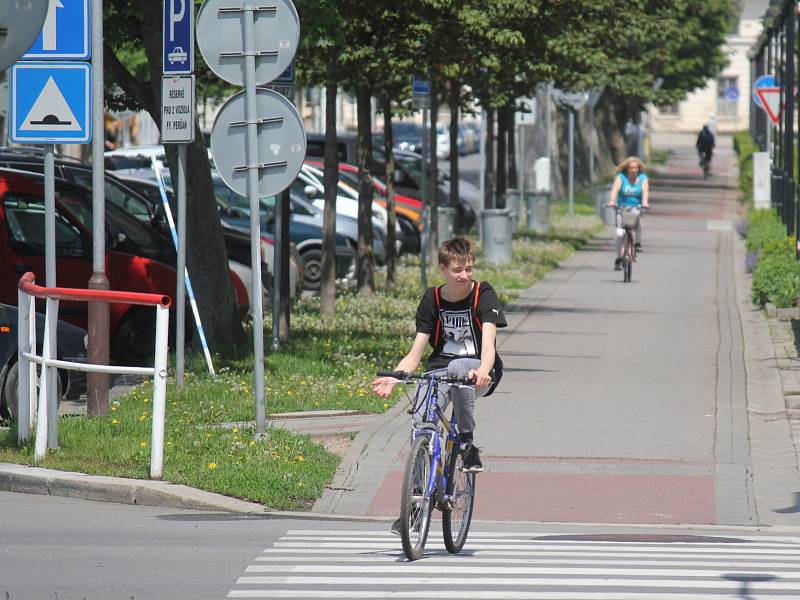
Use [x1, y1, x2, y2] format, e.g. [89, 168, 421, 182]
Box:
[4, 491, 800, 599]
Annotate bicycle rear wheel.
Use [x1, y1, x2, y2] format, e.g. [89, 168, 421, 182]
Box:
[442, 446, 476, 553]
[400, 434, 434, 560]
[623, 232, 633, 283]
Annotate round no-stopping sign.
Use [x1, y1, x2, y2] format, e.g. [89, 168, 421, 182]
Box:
[0, 0, 48, 71]
[196, 0, 300, 86]
[211, 88, 306, 198]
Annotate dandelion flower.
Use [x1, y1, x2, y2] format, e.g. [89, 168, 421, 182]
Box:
[232, 427, 239, 434]
[139, 442, 147, 448]
[208, 462, 217, 470]
[111, 419, 119, 425]
[248, 440, 255, 446]
[296, 455, 305, 462]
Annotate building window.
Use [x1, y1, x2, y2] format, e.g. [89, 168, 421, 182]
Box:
[717, 77, 738, 117]
[658, 103, 679, 115]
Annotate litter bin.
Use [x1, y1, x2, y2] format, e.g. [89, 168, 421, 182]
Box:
[594, 184, 615, 225]
[525, 191, 550, 235]
[437, 206, 456, 242]
[480, 208, 513, 265]
[506, 188, 521, 232]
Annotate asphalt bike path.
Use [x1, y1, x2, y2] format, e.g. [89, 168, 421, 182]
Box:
[318, 133, 800, 528]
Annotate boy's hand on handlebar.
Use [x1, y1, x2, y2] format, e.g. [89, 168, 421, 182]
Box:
[468, 368, 493, 390]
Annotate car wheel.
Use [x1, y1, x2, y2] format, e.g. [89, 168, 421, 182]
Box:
[300, 248, 323, 291]
[111, 307, 157, 366]
[1, 361, 62, 422]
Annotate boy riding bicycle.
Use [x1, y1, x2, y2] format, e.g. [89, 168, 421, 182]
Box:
[371, 236, 507, 533]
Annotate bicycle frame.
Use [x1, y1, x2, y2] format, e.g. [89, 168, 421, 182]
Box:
[412, 374, 460, 504]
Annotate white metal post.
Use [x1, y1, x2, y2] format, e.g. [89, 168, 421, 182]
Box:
[28, 297, 36, 432]
[34, 298, 57, 461]
[16, 289, 31, 443]
[46, 298, 59, 449]
[150, 304, 170, 479]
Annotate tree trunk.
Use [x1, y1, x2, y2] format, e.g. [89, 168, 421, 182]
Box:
[448, 79, 463, 233]
[320, 57, 339, 317]
[429, 78, 439, 261]
[507, 104, 518, 189]
[484, 108, 495, 209]
[496, 106, 507, 209]
[135, 0, 245, 352]
[355, 85, 375, 294]
[382, 90, 397, 290]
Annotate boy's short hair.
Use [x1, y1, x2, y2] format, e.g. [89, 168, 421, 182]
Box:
[438, 236, 475, 266]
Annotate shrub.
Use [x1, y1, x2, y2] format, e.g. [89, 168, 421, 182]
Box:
[751, 253, 800, 308]
[746, 208, 787, 253]
[733, 131, 758, 205]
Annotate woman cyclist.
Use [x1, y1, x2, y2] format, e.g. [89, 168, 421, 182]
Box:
[607, 156, 650, 270]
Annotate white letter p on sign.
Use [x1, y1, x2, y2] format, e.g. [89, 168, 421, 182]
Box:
[170, 0, 185, 41]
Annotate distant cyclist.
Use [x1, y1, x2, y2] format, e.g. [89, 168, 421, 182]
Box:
[696, 124, 715, 174]
[607, 156, 650, 270]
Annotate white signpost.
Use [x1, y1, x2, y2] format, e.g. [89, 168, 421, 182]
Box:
[552, 89, 589, 215]
[197, 0, 304, 437]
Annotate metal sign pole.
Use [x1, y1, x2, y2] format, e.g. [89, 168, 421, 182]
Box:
[43, 144, 58, 448]
[242, 6, 266, 436]
[88, 0, 109, 416]
[176, 143, 187, 386]
[420, 106, 429, 288]
[568, 109, 574, 216]
[588, 107, 595, 206]
[272, 189, 286, 351]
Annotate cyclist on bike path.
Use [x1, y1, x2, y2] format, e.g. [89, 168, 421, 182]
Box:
[696, 124, 715, 174]
[607, 156, 650, 270]
[371, 236, 507, 474]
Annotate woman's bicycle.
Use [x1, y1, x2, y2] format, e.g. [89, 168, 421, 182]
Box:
[618, 206, 643, 283]
[377, 370, 478, 561]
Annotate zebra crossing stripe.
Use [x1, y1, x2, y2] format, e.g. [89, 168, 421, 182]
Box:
[240, 564, 800, 578]
[229, 593, 796, 599]
[253, 554, 800, 567]
[273, 541, 800, 555]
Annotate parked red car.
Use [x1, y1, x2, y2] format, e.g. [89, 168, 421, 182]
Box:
[0, 168, 248, 364]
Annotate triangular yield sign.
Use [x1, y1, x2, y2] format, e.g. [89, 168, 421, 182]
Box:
[756, 87, 782, 125]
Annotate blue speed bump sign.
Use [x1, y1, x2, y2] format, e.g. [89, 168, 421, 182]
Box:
[22, 0, 90, 60]
[10, 62, 92, 144]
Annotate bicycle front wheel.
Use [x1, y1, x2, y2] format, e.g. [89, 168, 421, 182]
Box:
[442, 446, 476, 553]
[400, 434, 434, 560]
[623, 232, 633, 283]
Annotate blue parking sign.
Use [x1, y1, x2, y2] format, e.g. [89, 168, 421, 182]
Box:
[22, 0, 90, 60]
[163, 0, 194, 74]
[10, 62, 92, 144]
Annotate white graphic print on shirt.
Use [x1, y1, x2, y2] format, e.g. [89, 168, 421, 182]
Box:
[441, 309, 476, 356]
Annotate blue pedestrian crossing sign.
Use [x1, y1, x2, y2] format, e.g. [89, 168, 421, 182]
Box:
[10, 62, 92, 144]
[22, 0, 91, 60]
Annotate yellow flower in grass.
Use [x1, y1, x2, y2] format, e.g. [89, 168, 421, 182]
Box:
[111, 419, 119, 425]
[139, 442, 147, 448]
[143, 398, 150, 404]
[208, 462, 217, 470]
[111, 406, 117, 412]
[232, 427, 239, 434]
[296, 455, 305, 462]
[248, 440, 255, 446]
[207, 432, 212, 438]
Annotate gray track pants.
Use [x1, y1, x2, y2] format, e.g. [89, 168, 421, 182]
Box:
[411, 357, 488, 434]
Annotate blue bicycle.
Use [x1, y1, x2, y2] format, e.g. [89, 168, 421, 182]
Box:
[377, 370, 477, 561]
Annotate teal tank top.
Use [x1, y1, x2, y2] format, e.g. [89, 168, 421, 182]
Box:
[617, 172, 647, 207]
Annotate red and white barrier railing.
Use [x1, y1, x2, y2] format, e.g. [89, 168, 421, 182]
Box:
[17, 273, 172, 479]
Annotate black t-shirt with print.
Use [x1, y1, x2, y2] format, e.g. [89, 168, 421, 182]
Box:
[415, 281, 507, 374]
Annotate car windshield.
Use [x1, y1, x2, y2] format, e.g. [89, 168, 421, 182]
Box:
[393, 122, 421, 137]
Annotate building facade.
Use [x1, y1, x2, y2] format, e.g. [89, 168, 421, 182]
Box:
[650, 0, 769, 134]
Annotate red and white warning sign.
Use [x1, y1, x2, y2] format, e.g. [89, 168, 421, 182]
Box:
[755, 87, 782, 125]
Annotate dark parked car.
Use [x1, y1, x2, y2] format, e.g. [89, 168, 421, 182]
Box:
[0, 304, 87, 421]
[0, 168, 249, 364]
[305, 134, 477, 231]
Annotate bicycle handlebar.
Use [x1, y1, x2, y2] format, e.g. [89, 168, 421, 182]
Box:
[376, 370, 478, 385]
